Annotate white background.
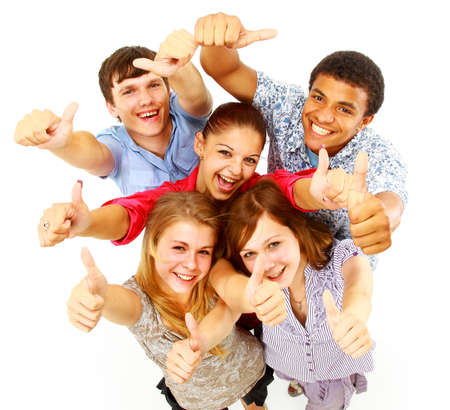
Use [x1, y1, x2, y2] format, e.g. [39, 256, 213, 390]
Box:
[1, 1, 448, 409]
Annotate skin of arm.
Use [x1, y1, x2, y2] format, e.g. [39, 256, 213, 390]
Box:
[196, 298, 241, 355]
[168, 61, 213, 117]
[101, 284, 143, 326]
[50, 130, 115, 176]
[80, 204, 130, 241]
[341, 255, 373, 323]
[200, 46, 257, 103]
[375, 191, 404, 232]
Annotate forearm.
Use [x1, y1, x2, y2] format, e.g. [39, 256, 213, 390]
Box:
[198, 299, 240, 354]
[209, 259, 253, 313]
[169, 62, 212, 116]
[102, 285, 142, 326]
[80, 205, 130, 240]
[200, 46, 256, 103]
[293, 178, 322, 210]
[375, 191, 404, 232]
[341, 256, 373, 323]
[50, 131, 114, 176]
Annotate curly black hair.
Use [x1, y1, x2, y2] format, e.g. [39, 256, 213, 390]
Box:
[309, 51, 384, 117]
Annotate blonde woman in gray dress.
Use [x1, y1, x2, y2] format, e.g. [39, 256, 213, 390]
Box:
[67, 191, 271, 410]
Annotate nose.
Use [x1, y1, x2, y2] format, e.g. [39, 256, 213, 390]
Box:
[182, 251, 197, 271]
[316, 104, 334, 123]
[254, 252, 275, 276]
[229, 157, 243, 177]
[138, 88, 152, 107]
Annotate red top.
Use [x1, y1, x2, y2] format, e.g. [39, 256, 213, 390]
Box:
[103, 166, 315, 245]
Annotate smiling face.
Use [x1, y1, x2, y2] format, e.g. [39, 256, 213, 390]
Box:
[106, 72, 172, 143]
[240, 213, 301, 289]
[302, 74, 374, 156]
[153, 220, 216, 301]
[194, 126, 264, 201]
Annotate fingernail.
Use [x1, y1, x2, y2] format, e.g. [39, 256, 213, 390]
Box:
[77, 179, 83, 188]
[323, 196, 329, 202]
[321, 144, 326, 149]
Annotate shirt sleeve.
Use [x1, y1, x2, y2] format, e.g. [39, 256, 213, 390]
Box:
[102, 182, 176, 245]
[364, 131, 408, 206]
[96, 128, 123, 178]
[170, 92, 210, 126]
[255, 168, 316, 212]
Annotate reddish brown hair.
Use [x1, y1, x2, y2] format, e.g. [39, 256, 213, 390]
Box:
[224, 180, 333, 273]
[202, 102, 267, 147]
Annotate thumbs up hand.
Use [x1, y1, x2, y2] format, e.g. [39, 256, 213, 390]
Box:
[14, 102, 79, 150]
[38, 181, 92, 247]
[194, 13, 277, 49]
[245, 257, 287, 327]
[309, 147, 353, 210]
[348, 152, 392, 255]
[166, 313, 204, 384]
[67, 248, 107, 333]
[134, 30, 198, 78]
[322, 290, 372, 358]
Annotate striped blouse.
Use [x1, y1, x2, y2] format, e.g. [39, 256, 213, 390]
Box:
[261, 239, 374, 382]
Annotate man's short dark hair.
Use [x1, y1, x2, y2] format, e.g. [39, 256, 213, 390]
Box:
[99, 46, 169, 105]
[309, 51, 384, 117]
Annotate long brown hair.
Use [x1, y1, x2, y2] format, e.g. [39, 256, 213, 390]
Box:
[224, 180, 333, 274]
[135, 191, 223, 355]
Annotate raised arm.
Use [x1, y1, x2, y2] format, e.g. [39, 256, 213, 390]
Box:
[323, 254, 373, 358]
[133, 29, 212, 117]
[196, 13, 277, 103]
[14, 103, 114, 176]
[67, 248, 142, 332]
[209, 258, 286, 327]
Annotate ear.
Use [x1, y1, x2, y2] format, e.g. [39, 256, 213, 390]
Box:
[105, 100, 119, 119]
[357, 114, 374, 133]
[194, 131, 205, 159]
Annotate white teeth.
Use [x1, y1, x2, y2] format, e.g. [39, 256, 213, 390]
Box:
[138, 111, 157, 118]
[312, 123, 332, 136]
[175, 273, 194, 281]
[220, 175, 235, 184]
[268, 267, 284, 279]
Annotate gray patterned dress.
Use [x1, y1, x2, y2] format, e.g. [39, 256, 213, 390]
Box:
[123, 277, 265, 410]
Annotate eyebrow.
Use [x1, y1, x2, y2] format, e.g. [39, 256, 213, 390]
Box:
[312, 87, 357, 111]
[171, 240, 214, 249]
[216, 144, 261, 157]
[241, 234, 281, 252]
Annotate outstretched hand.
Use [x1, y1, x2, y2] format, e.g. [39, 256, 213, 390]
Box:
[245, 257, 287, 327]
[14, 102, 78, 150]
[166, 313, 204, 384]
[194, 13, 277, 49]
[67, 247, 107, 333]
[322, 290, 372, 358]
[133, 30, 198, 77]
[38, 181, 91, 247]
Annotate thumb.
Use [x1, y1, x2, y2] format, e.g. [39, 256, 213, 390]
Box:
[322, 290, 340, 325]
[316, 146, 330, 178]
[133, 57, 159, 72]
[245, 256, 265, 302]
[71, 180, 84, 209]
[348, 151, 368, 209]
[81, 247, 106, 296]
[185, 312, 201, 352]
[236, 28, 278, 48]
[61, 102, 78, 126]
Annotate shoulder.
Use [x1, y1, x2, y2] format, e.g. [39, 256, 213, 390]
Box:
[169, 92, 210, 123]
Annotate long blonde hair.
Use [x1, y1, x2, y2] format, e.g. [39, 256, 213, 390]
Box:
[135, 191, 223, 355]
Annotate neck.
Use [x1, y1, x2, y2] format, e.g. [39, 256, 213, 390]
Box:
[128, 121, 173, 159]
[289, 253, 308, 298]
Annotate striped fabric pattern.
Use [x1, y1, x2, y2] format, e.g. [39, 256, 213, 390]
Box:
[261, 239, 374, 382]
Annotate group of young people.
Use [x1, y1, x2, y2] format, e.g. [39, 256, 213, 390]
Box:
[15, 12, 407, 410]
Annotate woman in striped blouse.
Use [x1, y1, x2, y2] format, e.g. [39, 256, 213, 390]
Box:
[224, 179, 374, 409]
